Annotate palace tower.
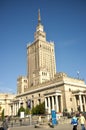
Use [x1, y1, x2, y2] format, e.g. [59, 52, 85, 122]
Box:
[27, 10, 56, 87]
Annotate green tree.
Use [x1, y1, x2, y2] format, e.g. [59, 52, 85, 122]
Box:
[25, 107, 31, 115]
[17, 106, 25, 116]
[38, 102, 45, 114]
[1, 109, 5, 121]
[31, 102, 45, 115]
[31, 106, 37, 114]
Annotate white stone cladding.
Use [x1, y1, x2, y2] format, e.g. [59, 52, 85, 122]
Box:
[27, 10, 56, 87]
[9, 11, 86, 116]
[10, 72, 86, 116]
[0, 93, 15, 116]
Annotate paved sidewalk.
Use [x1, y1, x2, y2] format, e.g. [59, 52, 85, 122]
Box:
[9, 123, 81, 130]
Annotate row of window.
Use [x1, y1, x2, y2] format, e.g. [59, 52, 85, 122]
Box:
[42, 72, 47, 76]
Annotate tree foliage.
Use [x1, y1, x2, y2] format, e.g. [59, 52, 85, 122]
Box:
[31, 102, 45, 115]
[17, 106, 25, 116]
[1, 109, 5, 121]
[25, 107, 31, 115]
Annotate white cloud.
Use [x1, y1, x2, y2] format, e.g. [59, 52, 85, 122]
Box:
[0, 85, 16, 93]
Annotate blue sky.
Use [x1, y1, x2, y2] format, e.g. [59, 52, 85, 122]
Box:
[0, 0, 86, 93]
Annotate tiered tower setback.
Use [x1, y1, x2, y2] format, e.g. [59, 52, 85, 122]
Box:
[27, 10, 56, 87]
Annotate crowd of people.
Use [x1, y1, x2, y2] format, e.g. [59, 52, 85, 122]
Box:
[0, 112, 86, 130]
[71, 112, 86, 130]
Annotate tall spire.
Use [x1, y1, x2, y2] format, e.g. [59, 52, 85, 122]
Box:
[34, 9, 46, 41]
[38, 9, 41, 25]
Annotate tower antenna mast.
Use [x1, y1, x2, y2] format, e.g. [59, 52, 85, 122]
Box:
[38, 9, 41, 25]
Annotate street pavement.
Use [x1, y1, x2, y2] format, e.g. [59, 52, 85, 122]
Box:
[9, 123, 81, 130]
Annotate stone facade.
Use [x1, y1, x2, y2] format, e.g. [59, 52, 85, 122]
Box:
[17, 76, 28, 94]
[10, 72, 86, 116]
[9, 10, 86, 117]
[0, 93, 15, 116]
[27, 9, 56, 87]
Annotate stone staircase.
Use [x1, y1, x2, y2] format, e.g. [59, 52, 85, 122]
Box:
[58, 117, 71, 124]
[34, 116, 71, 128]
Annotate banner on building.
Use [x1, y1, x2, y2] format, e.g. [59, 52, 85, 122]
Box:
[27, 99, 31, 109]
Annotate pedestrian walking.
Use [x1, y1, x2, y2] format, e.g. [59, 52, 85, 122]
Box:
[79, 113, 86, 130]
[71, 114, 78, 130]
[0, 126, 4, 130]
[1, 119, 9, 130]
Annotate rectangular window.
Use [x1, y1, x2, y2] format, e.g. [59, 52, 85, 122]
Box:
[70, 98, 72, 101]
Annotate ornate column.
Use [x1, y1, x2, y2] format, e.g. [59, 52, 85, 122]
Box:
[79, 94, 83, 112]
[52, 96, 54, 110]
[48, 97, 51, 114]
[83, 96, 86, 111]
[45, 97, 48, 112]
[60, 95, 63, 112]
[13, 103, 16, 116]
[73, 95, 77, 111]
[59, 95, 62, 112]
[18, 101, 21, 109]
[15, 103, 17, 116]
[55, 95, 59, 112]
[16, 103, 19, 115]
